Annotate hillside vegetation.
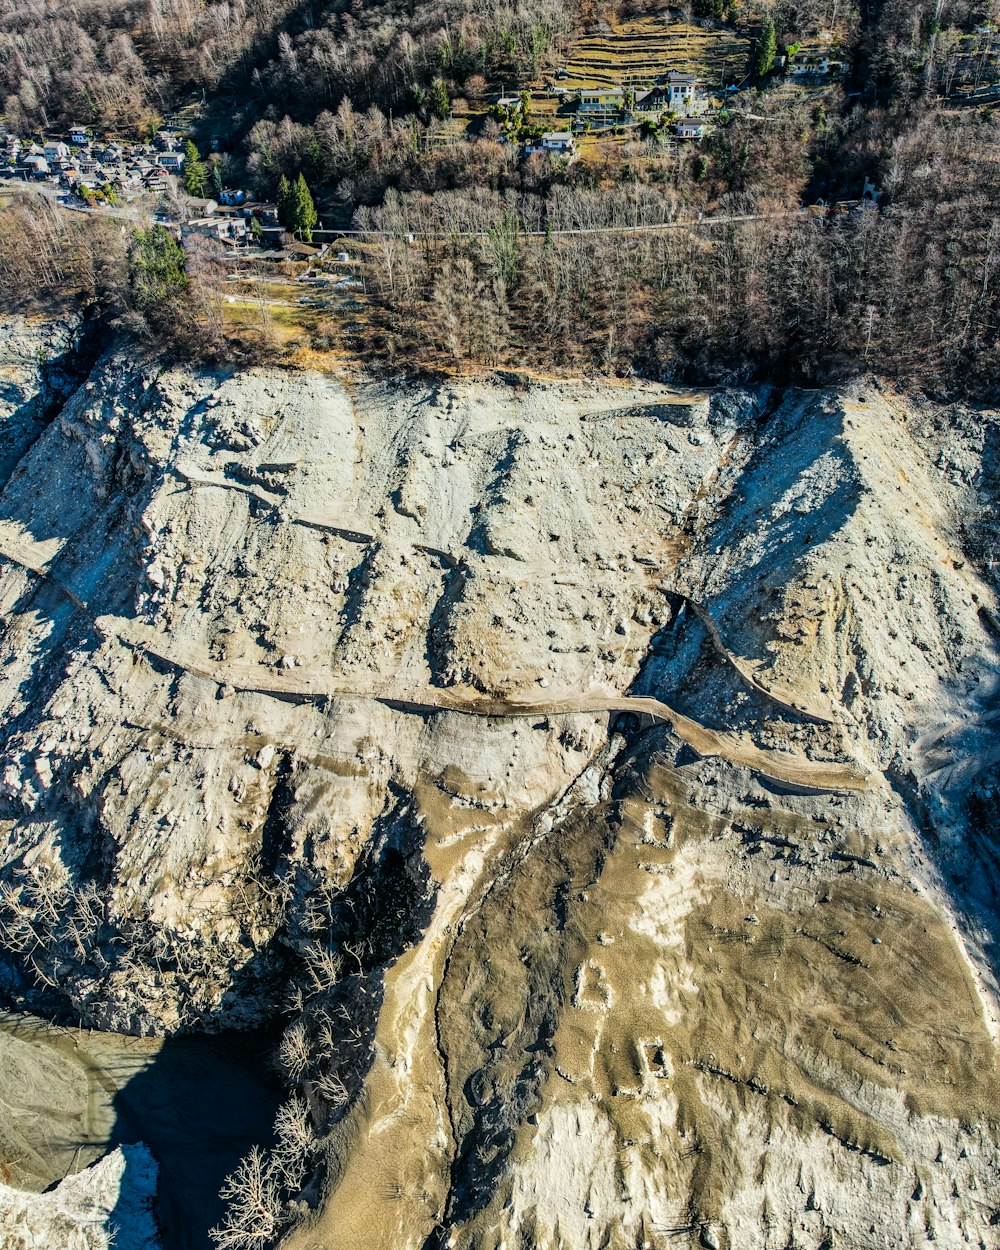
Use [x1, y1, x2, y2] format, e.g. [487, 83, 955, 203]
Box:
[2, 0, 1000, 391]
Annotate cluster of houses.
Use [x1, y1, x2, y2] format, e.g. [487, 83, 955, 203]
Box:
[0, 127, 189, 198]
[572, 72, 712, 135]
[507, 71, 717, 159]
[181, 201, 281, 249]
[0, 125, 287, 252]
[783, 48, 846, 79]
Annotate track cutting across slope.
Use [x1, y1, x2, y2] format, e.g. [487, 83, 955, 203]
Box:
[174, 464, 840, 727]
[0, 527, 869, 796]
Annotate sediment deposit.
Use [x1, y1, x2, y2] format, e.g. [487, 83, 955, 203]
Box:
[0, 318, 997, 1249]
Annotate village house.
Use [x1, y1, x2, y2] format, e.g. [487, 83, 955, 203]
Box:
[218, 188, 247, 206]
[542, 130, 575, 153]
[44, 140, 70, 164]
[666, 72, 709, 114]
[633, 86, 669, 114]
[70, 126, 88, 145]
[526, 130, 576, 156]
[577, 87, 625, 115]
[788, 50, 843, 79]
[673, 117, 709, 140]
[182, 216, 249, 245]
[186, 197, 218, 217]
[155, 150, 185, 172]
[23, 154, 48, 176]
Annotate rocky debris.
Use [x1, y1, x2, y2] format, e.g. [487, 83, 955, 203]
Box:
[0, 316, 90, 489]
[0, 342, 997, 1250]
[0, 1143, 160, 1250]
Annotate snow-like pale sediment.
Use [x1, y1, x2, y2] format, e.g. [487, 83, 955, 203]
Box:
[0, 326, 997, 1250]
[0, 1144, 159, 1250]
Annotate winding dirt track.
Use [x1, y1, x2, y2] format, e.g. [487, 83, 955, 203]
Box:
[0, 526, 870, 796]
[176, 470, 839, 725]
[109, 620, 865, 793]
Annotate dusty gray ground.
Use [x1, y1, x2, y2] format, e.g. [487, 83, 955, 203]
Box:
[0, 318, 998, 1250]
[0, 1141, 159, 1250]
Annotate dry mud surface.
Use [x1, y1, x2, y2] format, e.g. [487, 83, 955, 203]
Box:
[0, 320, 998, 1250]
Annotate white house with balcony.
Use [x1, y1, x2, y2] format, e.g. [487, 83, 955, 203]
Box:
[155, 150, 185, 172]
[666, 73, 709, 115]
[526, 130, 576, 157]
[673, 117, 709, 140]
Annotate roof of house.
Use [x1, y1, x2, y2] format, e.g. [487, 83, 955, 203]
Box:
[544, 131, 573, 141]
[668, 72, 699, 85]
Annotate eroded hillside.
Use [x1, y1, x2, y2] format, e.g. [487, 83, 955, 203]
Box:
[0, 319, 997, 1250]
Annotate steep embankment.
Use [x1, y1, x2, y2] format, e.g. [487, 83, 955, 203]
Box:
[0, 323, 997, 1250]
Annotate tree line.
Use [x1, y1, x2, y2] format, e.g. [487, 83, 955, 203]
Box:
[2, 0, 999, 397]
[340, 103, 1000, 397]
[0, 191, 275, 362]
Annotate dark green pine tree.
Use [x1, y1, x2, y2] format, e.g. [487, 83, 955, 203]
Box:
[183, 139, 207, 197]
[276, 174, 294, 231]
[129, 225, 188, 313]
[430, 76, 451, 120]
[292, 173, 318, 242]
[755, 18, 777, 79]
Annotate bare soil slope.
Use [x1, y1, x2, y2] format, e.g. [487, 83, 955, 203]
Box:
[0, 327, 997, 1249]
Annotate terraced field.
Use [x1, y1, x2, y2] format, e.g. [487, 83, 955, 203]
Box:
[543, 16, 752, 92]
[522, 15, 751, 132]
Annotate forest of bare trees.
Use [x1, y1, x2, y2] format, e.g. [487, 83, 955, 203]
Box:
[1, 0, 999, 394]
[3, 0, 995, 145]
[0, 0, 577, 138]
[341, 103, 1000, 395]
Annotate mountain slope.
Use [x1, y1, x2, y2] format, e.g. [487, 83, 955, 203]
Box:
[0, 324, 997, 1248]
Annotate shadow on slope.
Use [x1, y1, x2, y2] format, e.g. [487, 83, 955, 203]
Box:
[108, 1030, 282, 1250]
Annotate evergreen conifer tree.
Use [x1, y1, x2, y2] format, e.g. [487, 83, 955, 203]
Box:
[183, 140, 207, 197]
[755, 18, 777, 78]
[292, 173, 318, 242]
[430, 77, 450, 120]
